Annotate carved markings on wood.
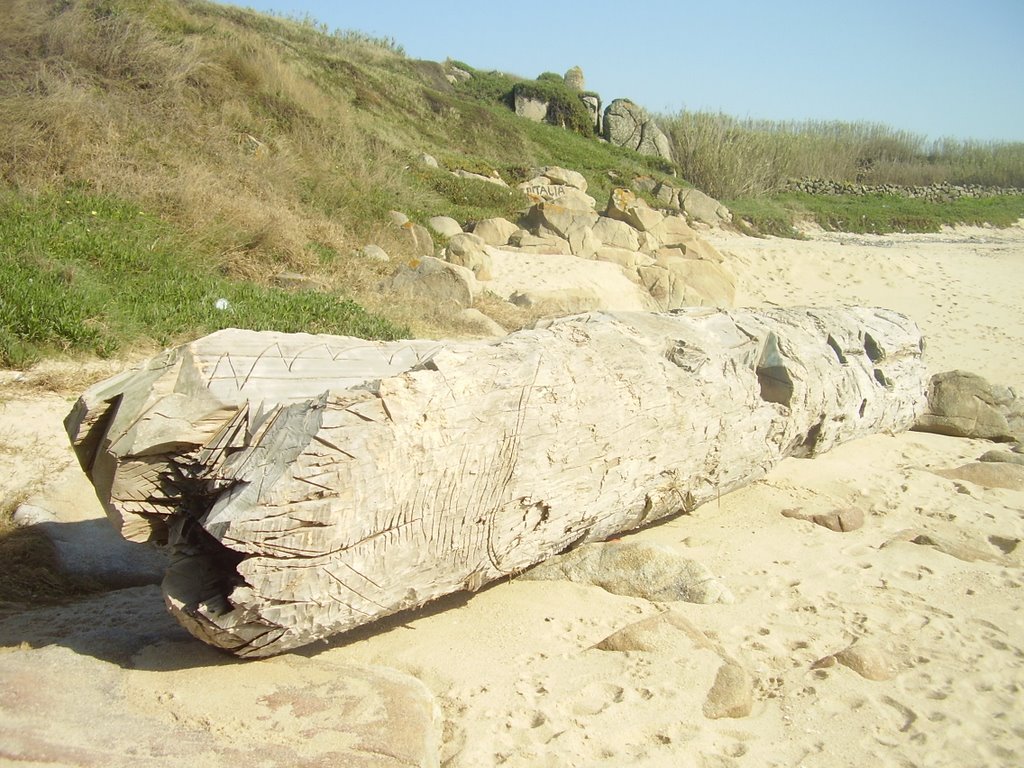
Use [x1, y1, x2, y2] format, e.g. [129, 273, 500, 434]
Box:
[66, 309, 927, 656]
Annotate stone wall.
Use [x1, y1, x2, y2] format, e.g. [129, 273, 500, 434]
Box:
[787, 178, 1024, 202]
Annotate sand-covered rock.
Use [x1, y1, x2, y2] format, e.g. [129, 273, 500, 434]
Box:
[885, 528, 1004, 564]
[594, 610, 720, 654]
[703, 663, 754, 719]
[782, 506, 866, 532]
[979, 448, 1024, 465]
[934, 461, 1024, 491]
[915, 370, 1024, 441]
[595, 611, 754, 720]
[521, 541, 734, 604]
[832, 641, 900, 681]
[0, 606, 442, 767]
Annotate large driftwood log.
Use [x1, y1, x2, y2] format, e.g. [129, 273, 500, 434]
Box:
[66, 308, 927, 657]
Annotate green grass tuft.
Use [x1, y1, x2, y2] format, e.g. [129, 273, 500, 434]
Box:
[0, 189, 407, 367]
[728, 192, 1024, 237]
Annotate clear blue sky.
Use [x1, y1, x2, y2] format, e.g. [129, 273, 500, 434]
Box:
[223, 0, 1024, 142]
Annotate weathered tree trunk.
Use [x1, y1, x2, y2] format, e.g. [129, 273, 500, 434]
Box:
[66, 308, 927, 657]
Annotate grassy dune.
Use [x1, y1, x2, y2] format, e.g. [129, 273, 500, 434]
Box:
[0, 0, 674, 364]
[1, 0, 1022, 366]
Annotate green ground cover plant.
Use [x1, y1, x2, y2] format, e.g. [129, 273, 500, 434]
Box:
[0, 189, 407, 367]
[727, 192, 1024, 237]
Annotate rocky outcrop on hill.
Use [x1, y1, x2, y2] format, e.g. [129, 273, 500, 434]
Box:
[582, 95, 602, 135]
[381, 165, 734, 318]
[545, 185, 732, 306]
[511, 77, 596, 135]
[603, 99, 674, 163]
[563, 66, 585, 92]
[634, 176, 732, 226]
[501, 69, 675, 163]
[514, 90, 550, 122]
[458, 63, 671, 153]
[504, 179, 735, 309]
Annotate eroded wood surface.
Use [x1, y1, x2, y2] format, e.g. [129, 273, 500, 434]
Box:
[66, 308, 927, 656]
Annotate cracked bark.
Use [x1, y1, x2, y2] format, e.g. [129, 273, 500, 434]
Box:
[65, 308, 927, 657]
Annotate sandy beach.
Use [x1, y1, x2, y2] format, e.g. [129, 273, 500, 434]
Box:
[714, 222, 1024, 387]
[334, 221, 1024, 766]
[1, 222, 1022, 767]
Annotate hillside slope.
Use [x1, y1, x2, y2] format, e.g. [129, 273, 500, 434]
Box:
[0, 0, 679, 363]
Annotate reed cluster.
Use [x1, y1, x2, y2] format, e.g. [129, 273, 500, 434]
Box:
[661, 111, 1024, 199]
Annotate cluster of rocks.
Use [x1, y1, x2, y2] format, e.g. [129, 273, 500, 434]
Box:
[378, 164, 735, 326]
[426, 149, 730, 226]
[787, 178, 1024, 202]
[498, 65, 674, 163]
[510, 86, 602, 139]
[633, 175, 732, 225]
[912, 369, 1024, 498]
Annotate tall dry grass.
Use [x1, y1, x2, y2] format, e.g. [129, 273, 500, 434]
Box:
[662, 112, 795, 199]
[0, 0, 415, 278]
[661, 111, 1024, 199]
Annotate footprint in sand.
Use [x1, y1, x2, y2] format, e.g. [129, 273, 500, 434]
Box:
[881, 695, 919, 735]
[571, 681, 625, 716]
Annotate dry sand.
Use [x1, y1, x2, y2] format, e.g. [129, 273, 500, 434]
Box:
[1, 223, 1022, 767]
[711, 221, 1024, 387]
